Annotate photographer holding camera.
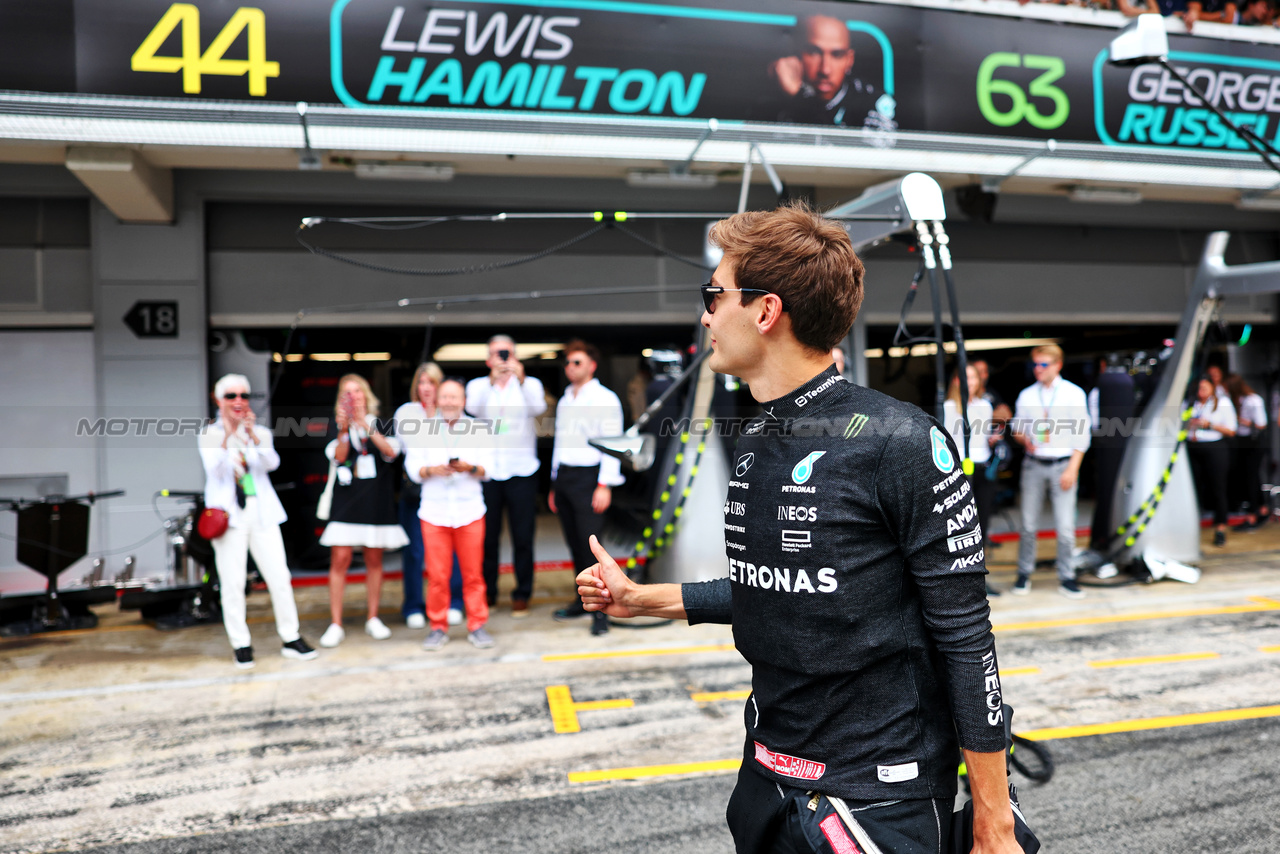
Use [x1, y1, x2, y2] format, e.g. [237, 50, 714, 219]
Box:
[465, 335, 547, 615]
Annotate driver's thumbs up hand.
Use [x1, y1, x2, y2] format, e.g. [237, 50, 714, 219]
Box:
[578, 535, 635, 618]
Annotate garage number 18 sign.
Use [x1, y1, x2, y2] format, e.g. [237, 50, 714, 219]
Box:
[123, 301, 180, 339]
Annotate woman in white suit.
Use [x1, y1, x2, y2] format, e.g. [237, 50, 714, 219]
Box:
[199, 373, 317, 669]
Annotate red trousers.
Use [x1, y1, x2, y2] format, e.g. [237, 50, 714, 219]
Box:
[421, 518, 489, 632]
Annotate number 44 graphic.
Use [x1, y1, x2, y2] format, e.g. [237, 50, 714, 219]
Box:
[131, 4, 279, 97]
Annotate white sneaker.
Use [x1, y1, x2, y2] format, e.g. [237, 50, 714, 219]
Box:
[365, 617, 392, 640]
[406, 612, 427, 630]
[447, 607, 463, 626]
[319, 623, 345, 648]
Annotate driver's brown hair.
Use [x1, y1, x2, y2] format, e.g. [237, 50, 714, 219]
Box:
[709, 202, 864, 353]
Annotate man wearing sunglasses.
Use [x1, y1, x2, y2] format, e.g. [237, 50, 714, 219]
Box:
[549, 340, 625, 635]
[576, 204, 1021, 854]
[1010, 345, 1091, 598]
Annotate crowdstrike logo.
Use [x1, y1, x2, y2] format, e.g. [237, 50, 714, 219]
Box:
[736, 453, 755, 477]
[791, 451, 826, 484]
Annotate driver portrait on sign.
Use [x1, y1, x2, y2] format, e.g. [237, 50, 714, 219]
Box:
[578, 205, 1024, 854]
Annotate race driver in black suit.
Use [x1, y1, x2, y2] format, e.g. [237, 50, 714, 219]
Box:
[577, 204, 1021, 854]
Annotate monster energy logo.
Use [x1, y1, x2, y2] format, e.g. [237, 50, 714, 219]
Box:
[844, 414, 869, 439]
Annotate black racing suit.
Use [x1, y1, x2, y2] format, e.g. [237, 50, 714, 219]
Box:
[682, 367, 1006, 845]
[776, 79, 878, 128]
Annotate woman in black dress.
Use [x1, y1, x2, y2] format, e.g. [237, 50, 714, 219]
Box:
[318, 375, 409, 647]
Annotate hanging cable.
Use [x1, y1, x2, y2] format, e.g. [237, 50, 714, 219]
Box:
[294, 222, 608, 277]
[935, 222, 973, 472]
[611, 222, 714, 272]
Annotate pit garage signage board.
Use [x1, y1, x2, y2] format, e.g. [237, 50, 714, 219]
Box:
[4, 0, 1279, 155]
[123, 300, 179, 339]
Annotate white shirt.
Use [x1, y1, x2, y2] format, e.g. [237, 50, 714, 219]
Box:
[465, 374, 547, 480]
[393, 401, 433, 447]
[1236, 393, 1267, 437]
[551, 378, 626, 486]
[1190, 396, 1237, 443]
[403, 414, 494, 528]
[1012, 376, 1092, 459]
[198, 419, 287, 528]
[943, 397, 994, 465]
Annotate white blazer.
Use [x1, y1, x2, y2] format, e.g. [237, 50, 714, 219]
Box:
[199, 419, 287, 528]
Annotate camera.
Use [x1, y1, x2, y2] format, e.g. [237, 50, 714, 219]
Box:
[497, 349, 512, 361]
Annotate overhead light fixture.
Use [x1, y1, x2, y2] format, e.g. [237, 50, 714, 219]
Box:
[353, 352, 392, 361]
[1236, 193, 1280, 211]
[1067, 186, 1142, 205]
[284, 353, 305, 362]
[432, 342, 565, 362]
[310, 353, 351, 361]
[626, 170, 718, 188]
[1108, 14, 1168, 67]
[354, 161, 455, 181]
[863, 338, 1061, 359]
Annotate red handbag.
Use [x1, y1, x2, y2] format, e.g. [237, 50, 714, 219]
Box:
[196, 507, 230, 540]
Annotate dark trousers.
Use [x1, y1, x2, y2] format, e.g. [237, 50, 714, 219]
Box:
[1090, 444, 1126, 551]
[397, 490, 425, 619]
[726, 763, 947, 854]
[481, 474, 538, 604]
[1189, 440, 1230, 526]
[1232, 435, 1267, 516]
[554, 465, 605, 605]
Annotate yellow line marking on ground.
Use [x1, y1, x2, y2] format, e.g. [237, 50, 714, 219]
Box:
[569, 758, 742, 783]
[1088, 651, 1220, 669]
[542, 643, 737, 662]
[572, 704, 1280, 781]
[999, 666, 1041, 676]
[691, 690, 751, 702]
[545, 685, 634, 734]
[993, 600, 1280, 633]
[1259, 645, 1280, 654]
[1019, 704, 1280, 741]
[0, 623, 153, 641]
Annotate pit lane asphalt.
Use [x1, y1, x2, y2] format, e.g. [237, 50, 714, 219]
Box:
[65, 717, 1280, 854]
[5, 531, 1280, 854]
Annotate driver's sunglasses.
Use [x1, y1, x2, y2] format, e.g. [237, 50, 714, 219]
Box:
[565, 358, 589, 367]
[700, 283, 789, 314]
[222, 392, 251, 400]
